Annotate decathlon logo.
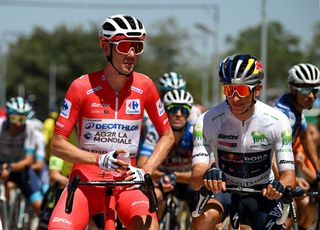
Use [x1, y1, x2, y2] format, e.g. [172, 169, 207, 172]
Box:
[126, 99, 140, 114]
[60, 98, 71, 119]
[85, 123, 95, 129]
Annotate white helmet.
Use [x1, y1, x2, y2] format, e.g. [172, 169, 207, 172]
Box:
[6, 96, 32, 116]
[163, 89, 194, 108]
[288, 63, 320, 86]
[99, 14, 146, 41]
[158, 72, 187, 91]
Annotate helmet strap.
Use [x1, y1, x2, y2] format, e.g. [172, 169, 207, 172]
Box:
[239, 93, 256, 114]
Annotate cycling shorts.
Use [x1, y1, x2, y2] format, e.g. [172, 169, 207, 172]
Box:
[48, 180, 157, 229]
[213, 192, 285, 230]
[8, 169, 43, 204]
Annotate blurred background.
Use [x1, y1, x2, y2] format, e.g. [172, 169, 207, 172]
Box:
[0, 0, 319, 121]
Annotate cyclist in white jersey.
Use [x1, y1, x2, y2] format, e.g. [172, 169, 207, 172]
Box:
[191, 54, 296, 230]
[0, 97, 43, 215]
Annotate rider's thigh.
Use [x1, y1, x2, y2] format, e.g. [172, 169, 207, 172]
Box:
[48, 188, 90, 229]
[116, 188, 157, 229]
[191, 199, 224, 230]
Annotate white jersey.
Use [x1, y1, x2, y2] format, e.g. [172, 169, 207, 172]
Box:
[192, 100, 295, 187]
[0, 118, 36, 163]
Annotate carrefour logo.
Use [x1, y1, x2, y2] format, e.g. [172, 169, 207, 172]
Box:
[126, 99, 140, 114]
[85, 122, 139, 131]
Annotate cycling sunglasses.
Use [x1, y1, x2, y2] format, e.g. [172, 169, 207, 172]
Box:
[110, 40, 144, 55]
[166, 105, 191, 116]
[9, 114, 27, 124]
[292, 85, 319, 96]
[223, 85, 256, 97]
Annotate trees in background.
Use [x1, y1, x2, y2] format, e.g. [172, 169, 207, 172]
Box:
[3, 18, 320, 118]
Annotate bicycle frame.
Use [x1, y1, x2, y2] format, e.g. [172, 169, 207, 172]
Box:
[64, 173, 158, 230]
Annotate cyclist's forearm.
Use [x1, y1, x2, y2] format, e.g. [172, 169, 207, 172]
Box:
[10, 155, 33, 172]
[279, 169, 297, 188]
[174, 171, 191, 184]
[49, 169, 69, 186]
[31, 160, 45, 172]
[142, 129, 174, 174]
[191, 163, 208, 190]
[50, 134, 96, 164]
[301, 131, 319, 170]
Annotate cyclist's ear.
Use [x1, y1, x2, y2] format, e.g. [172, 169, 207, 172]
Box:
[99, 37, 111, 56]
[254, 84, 263, 97]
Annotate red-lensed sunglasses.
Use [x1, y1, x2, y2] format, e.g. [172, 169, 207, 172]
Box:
[110, 40, 144, 55]
[223, 85, 256, 97]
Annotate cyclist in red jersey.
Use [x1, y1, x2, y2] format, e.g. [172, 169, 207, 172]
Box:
[48, 14, 174, 230]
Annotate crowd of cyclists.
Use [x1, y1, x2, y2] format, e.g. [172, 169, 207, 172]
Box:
[0, 13, 319, 230]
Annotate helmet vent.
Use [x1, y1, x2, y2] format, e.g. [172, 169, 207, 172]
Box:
[295, 69, 304, 81]
[127, 32, 144, 37]
[114, 17, 128, 30]
[124, 16, 136, 29]
[102, 22, 116, 32]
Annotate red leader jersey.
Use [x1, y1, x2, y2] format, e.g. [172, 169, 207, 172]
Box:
[54, 70, 170, 180]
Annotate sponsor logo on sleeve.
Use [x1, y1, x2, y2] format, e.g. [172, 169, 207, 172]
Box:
[126, 99, 140, 114]
[281, 129, 292, 146]
[60, 99, 72, 119]
[156, 99, 165, 116]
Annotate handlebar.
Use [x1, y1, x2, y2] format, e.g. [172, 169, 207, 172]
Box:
[65, 173, 158, 214]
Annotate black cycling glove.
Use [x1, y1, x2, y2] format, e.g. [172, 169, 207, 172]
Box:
[203, 167, 226, 181]
[269, 179, 284, 193]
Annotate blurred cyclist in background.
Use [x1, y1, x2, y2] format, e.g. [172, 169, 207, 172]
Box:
[274, 63, 320, 229]
[158, 72, 205, 125]
[0, 97, 43, 215]
[138, 89, 197, 222]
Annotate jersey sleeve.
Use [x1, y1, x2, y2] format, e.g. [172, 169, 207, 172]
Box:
[144, 81, 170, 135]
[24, 122, 36, 156]
[192, 114, 211, 166]
[300, 114, 308, 131]
[139, 125, 159, 157]
[49, 155, 64, 171]
[34, 130, 46, 161]
[274, 113, 296, 172]
[54, 78, 84, 139]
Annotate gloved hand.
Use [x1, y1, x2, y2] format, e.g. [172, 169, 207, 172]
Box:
[262, 179, 284, 200]
[203, 167, 226, 193]
[128, 165, 145, 182]
[159, 172, 176, 193]
[203, 167, 226, 181]
[159, 172, 177, 186]
[270, 179, 285, 194]
[96, 151, 119, 170]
